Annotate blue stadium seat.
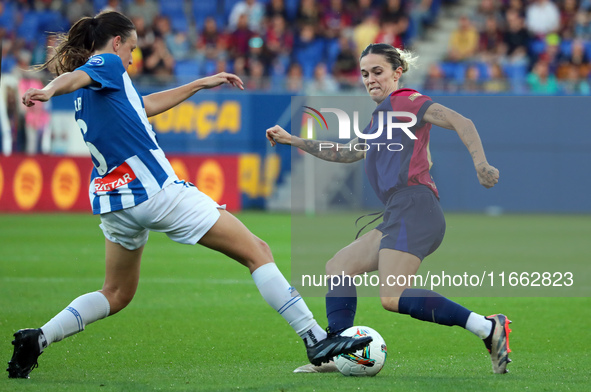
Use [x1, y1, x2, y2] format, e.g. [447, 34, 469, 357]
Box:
[0, 2, 17, 33]
[16, 11, 41, 44]
[192, 0, 218, 17]
[502, 63, 527, 82]
[294, 39, 326, 79]
[284, 0, 299, 21]
[169, 14, 189, 33]
[325, 38, 341, 71]
[92, 0, 108, 12]
[174, 59, 203, 78]
[530, 39, 546, 56]
[560, 40, 573, 57]
[584, 41, 591, 59]
[160, 0, 185, 18]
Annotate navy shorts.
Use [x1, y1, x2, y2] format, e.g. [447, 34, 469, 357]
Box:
[375, 185, 446, 261]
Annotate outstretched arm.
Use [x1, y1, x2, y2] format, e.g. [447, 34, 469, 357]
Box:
[423, 103, 499, 188]
[266, 125, 364, 163]
[143, 72, 244, 117]
[22, 70, 92, 107]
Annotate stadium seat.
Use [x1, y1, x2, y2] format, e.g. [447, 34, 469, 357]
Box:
[530, 39, 546, 56]
[16, 11, 41, 44]
[160, 0, 185, 18]
[174, 59, 202, 78]
[560, 40, 573, 57]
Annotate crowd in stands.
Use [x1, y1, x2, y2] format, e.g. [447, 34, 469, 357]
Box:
[1, 0, 448, 93]
[1, 0, 590, 95]
[426, 0, 591, 93]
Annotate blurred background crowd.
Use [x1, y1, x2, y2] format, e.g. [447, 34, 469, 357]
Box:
[2, 0, 590, 95]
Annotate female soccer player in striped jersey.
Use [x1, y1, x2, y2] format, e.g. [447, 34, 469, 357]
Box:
[8, 11, 371, 379]
[266, 43, 512, 374]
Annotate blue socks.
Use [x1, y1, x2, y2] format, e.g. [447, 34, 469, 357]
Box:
[326, 276, 357, 334]
[398, 288, 471, 327]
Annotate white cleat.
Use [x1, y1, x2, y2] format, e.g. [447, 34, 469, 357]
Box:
[293, 360, 339, 373]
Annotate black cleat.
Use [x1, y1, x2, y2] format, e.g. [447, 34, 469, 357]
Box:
[306, 333, 372, 366]
[483, 314, 512, 374]
[7, 329, 46, 379]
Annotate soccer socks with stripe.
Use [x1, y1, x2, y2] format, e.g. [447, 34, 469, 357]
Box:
[41, 292, 111, 348]
[252, 263, 327, 347]
[398, 288, 471, 327]
[326, 276, 357, 334]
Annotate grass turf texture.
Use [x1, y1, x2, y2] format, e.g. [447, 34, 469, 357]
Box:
[0, 212, 589, 392]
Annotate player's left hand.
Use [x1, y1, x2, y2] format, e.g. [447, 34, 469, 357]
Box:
[200, 72, 244, 90]
[476, 162, 499, 188]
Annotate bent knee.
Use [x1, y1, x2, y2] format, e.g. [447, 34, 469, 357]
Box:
[381, 296, 401, 312]
[101, 287, 136, 314]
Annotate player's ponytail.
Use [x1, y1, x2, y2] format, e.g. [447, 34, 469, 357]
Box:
[40, 11, 135, 75]
[360, 43, 418, 74]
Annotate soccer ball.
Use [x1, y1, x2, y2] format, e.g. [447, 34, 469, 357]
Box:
[335, 326, 387, 376]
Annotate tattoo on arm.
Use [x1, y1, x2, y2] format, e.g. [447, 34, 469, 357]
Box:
[298, 138, 364, 163]
[431, 108, 446, 121]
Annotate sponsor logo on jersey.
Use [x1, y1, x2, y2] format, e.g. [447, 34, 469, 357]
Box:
[94, 162, 136, 192]
[88, 56, 105, 66]
[408, 92, 422, 101]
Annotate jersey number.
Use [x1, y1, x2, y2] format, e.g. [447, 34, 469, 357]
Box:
[77, 119, 108, 175]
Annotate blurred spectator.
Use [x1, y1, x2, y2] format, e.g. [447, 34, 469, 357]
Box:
[14, 50, 51, 154]
[196, 17, 230, 61]
[471, 0, 503, 32]
[64, 0, 94, 25]
[462, 64, 483, 92]
[353, 12, 380, 57]
[265, 0, 289, 21]
[132, 15, 155, 54]
[102, 0, 122, 13]
[246, 59, 270, 90]
[352, 0, 376, 25]
[285, 62, 304, 91]
[333, 36, 360, 89]
[557, 39, 591, 77]
[296, 0, 322, 29]
[232, 56, 248, 78]
[448, 15, 479, 61]
[483, 62, 509, 92]
[527, 60, 560, 93]
[230, 0, 266, 33]
[229, 13, 255, 58]
[375, 17, 406, 49]
[504, 9, 531, 58]
[410, 0, 434, 40]
[423, 63, 447, 91]
[322, 0, 353, 40]
[526, 0, 560, 36]
[380, 0, 407, 23]
[559, 0, 578, 38]
[126, 0, 159, 29]
[265, 15, 294, 59]
[306, 63, 339, 94]
[574, 9, 591, 39]
[560, 64, 591, 93]
[143, 36, 175, 79]
[479, 17, 504, 60]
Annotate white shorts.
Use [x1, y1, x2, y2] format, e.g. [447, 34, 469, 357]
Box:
[99, 181, 223, 250]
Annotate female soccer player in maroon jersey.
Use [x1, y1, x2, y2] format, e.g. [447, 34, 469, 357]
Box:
[266, 43, 512, 374]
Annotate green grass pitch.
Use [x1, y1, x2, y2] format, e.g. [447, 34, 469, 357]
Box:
[0, 212, 589, 391]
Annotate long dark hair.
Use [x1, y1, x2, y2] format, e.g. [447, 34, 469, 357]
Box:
[360, 43, 417, 74]
[41, 11, 135, 75]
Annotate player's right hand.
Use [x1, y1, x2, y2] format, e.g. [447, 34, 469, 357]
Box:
[266, 125, 292, 147]
[22, 88, 51, 107]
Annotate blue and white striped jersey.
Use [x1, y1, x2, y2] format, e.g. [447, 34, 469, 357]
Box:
[74, 53, 177, 214]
